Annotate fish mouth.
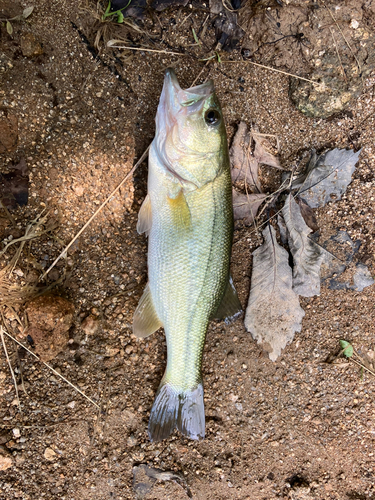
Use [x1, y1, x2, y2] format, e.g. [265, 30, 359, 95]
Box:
[156, 68, 214, 132]
[165, 68, 214, 107]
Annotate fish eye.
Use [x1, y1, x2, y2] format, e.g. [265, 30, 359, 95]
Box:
[204, 108, 221, 125]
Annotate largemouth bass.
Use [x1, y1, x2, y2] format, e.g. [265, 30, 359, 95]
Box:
[133, 68, 241, 442]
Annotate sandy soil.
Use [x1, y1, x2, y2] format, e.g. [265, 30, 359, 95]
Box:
[0, 1, 375, 499]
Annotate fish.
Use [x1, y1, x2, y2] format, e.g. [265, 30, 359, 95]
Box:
[133, 68, 242, 442]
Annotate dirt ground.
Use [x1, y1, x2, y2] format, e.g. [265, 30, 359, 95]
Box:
[1, 0, 375, 499]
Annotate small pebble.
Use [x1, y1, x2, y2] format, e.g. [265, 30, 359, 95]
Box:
[44, 448, 57, 461]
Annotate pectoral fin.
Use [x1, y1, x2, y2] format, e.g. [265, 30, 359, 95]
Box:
[137, 194, 152, 235]
[133, 283, 162, 338]
[167, 189, 191, 231]
[211, 276, 242, 323]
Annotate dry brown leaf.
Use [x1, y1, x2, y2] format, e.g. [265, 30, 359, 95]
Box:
[282, 194, 324, 297]
[295, 148, 361, 208]
[297, 197, 319, 232]
[252, 131, 283, 170]
[232, 190, 267, 224]
[245, 225, 305, 361]
[230, 121, 261, 191]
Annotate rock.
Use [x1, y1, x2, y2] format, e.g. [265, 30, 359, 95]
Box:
[12, 428, 20, 439]
[0, 450, 12, 471]
[20, 33, 43, 57]
[0, 53, 13, 74]
[25, 295, 75, 362]
[290, 33, 375, 118]
[44, 447, 57, 461]
[81, 315, 101, 335]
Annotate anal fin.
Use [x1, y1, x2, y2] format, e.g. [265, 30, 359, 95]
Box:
[211, 276, 242, 323]
[133, 283, 162, 338]
[137, 194, 152, 235]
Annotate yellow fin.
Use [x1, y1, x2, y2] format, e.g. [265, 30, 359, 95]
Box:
[167, 189, 191, 230]
[137, 194, 152, 235]
[133, 283, 162, 338]
[211, 276, 242, 323]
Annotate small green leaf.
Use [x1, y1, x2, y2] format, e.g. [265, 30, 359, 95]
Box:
[6, 20, 13, 35]
[216, 51, 222, 63]
[117, 11, 124, 23]
[23, 6, 34, 18]
[340, 340, 353, 358]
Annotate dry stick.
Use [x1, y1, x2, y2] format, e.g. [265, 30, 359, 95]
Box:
[350, 357, 375, 377]
[42, 146, 150, 280]
[191, 60, 210, 87]
[0, 326, 21, 410]
[2, 327, 100, 409]
[330, 27, 347, 82]
[107, 42, 186, 56]
[222, 60, 328, 88]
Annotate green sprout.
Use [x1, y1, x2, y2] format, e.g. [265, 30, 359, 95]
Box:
[339, 340, 353, 358]
[192, 28, 202, 47]
[102, 1, 131, 23]
[2, 6, 34, 36]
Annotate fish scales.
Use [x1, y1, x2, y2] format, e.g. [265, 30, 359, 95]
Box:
[149, 165, 233, 390]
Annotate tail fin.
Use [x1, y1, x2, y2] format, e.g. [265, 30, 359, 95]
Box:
[148, 381, 205, 442]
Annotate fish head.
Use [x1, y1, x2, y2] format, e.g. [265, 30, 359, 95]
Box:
[154, 68, 228, 190]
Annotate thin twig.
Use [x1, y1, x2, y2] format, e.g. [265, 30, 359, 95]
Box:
[277, 386, 282, 412]
[107, 41, 186, 56]
[330, 27, 347, 82]
[191, 60, 210, 87]
[222, 60, 328, 89]
[178, 11, 193, 28]
[2, 328, 100, 409]
[42, 146, 150, 279]
[350, 357, 375, 377]
[0, 212, 48, 258]
[0, 326, 21, 410]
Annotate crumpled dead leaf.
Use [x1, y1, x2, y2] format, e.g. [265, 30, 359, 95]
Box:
[0, 158, 29, 209]
[245, 225, 305, 361]
[230, 121, 261, 190]
[230, 122, 282, 223]
[282, 194, 324, 297]
[230, 121, 283, 188]
[232, 190, 267, 225]
[133, 464, 191, 499]
[294, 148, 361, 208]
[210, 0, 244, 51]
[297, 197, 319, 233]
[320, 230, 374, 291]
[353, 264, 374, 292]
[252, 130, 283, 171]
